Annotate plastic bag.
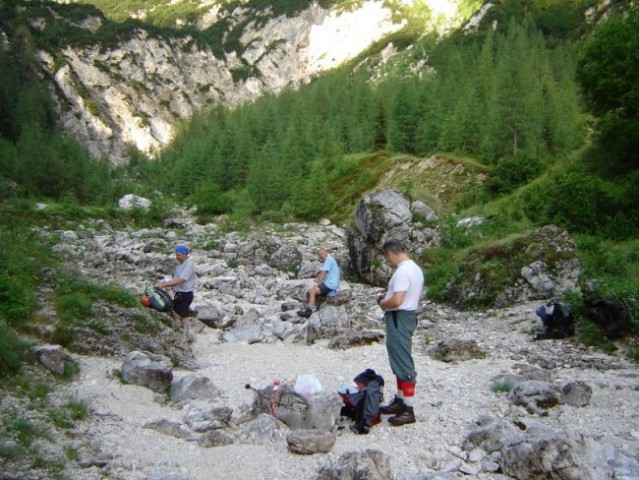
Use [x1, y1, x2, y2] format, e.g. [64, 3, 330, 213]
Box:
[293, 373, 323, 397]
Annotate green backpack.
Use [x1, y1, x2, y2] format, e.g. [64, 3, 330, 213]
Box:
[144, 285, 173, 313]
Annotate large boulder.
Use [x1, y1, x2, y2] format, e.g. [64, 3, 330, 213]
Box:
[346, 189, 440, 286]
[251, 383, 340, 431]
[118, 194, 151, 210]
[462, 417, 621, 480]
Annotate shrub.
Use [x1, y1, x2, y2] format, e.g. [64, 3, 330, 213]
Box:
[491, 378, 514, 393]
[56, 292, 92, 323]
[190, 183, 234, 221]
[577, 318, 617, 353]
[0, 325, 28, 378]
[49, 398, 89, 430]
[98, 285, 139, 308]
[487, 153, 544, 194]
[522, 171, 619, 235]
[2, 413, 49, 447]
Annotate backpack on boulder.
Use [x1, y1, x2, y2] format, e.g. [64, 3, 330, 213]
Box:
[142, 285, 174, 314]
[534, 299, 574, 340]
[338, 368, 384, 435]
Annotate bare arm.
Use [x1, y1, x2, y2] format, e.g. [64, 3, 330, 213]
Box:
[316, 270, 327, 283]
[379, 291, 406, 311]
[156, 277, 185, 289]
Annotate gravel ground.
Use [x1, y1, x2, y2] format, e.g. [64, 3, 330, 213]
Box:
[60, 300, 639, 480]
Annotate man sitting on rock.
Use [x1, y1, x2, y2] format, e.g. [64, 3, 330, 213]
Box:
[298, 247, 340, 318]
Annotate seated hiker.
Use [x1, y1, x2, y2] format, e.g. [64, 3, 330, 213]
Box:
[156, 244, 197, 342]
[298, 247, 340, 318]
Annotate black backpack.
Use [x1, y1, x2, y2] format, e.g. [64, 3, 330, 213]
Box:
[339, 368, 384, 434]
[534, 300, 574, 340]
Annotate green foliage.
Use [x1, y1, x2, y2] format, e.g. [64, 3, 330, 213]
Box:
[576, 6, 639, 118]
[56, 292, 93, 324]
[576, 5, 639, 174]
[49, 398, 89, 430]
[0, 15, 115, 205]
[2, 412, 51, 447]
[0, 0, 636, 362]
[423, 213, 578, 308]
[577, 318, 618, 353]
[490, 378, 514, 393]
[486, 153, 545, 194]
[52, 279, 141, 345]
[97, 285, 140, 308]
[1, 373, 92, 476]
[420, 246, 459, 303]
[144, 14, 584, 224]
[574, 236, 639, 300]
[481, 0, 595, 41]
[6, 375, 51, 403]
[190, 182, 235, 221]
[520, 170, 626, 237]
[0, 325, 28, 378]
[0, 215, 55, 327]
[627, 341, 639, 364]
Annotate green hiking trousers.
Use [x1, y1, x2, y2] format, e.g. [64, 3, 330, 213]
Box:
[384, 310, 418, 383]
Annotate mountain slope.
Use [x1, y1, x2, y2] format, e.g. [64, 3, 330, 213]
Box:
[9, 0, 461, 165]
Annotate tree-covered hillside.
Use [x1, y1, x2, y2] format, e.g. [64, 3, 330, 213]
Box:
[0, 0, 638, 361]
[135, 5, 591, 223]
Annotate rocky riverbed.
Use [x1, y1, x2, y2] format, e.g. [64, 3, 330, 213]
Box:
[17, 212, 639, 479]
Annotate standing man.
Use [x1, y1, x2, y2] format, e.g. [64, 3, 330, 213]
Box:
[298, 247, 340, 318]
[157, 244, 197, 342]
[377, 239, 424, 426]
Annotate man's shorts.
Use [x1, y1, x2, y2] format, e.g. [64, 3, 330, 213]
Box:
[318, 283, 337, 296]
[173, 291, 194, 318]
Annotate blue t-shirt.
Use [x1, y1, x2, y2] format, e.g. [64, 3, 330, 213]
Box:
[321, 255, 340, 291]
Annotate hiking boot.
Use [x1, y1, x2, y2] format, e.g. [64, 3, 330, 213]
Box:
[297, 307, 313, 318]
[388, 409, 416, 426]
[379, 396, 405, 415]
[349, 422, 370, 435]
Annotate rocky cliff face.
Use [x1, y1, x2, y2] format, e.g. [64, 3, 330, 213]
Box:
[32, 1, 431, 165]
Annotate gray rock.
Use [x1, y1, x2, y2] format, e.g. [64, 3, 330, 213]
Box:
[507, 380, 562, 415]
[501, 422, 613, 480]
[170, 374, 221, 403]
[196, 430, 235, 448]
[561, 380, 592, 407]
[431, 338, 486, 363]
[286, 429, 336, 454]
[317, 449, 393, 480]
[120, 351, 173, 393]
[33, 344, 72, 375]
[143, 419, 193, 440]
[118, 194, 151, 210]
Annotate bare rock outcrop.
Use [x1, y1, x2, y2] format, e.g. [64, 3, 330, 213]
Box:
[346, 189, 441, 286]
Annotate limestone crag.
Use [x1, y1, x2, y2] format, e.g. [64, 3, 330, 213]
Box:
[31, 1, 415, 165]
